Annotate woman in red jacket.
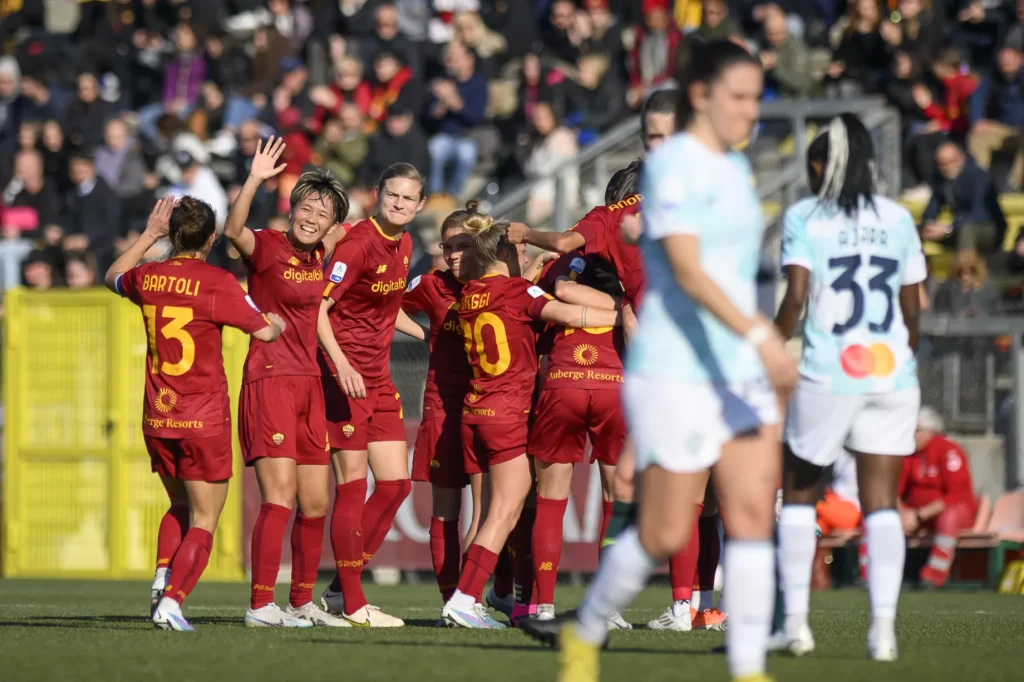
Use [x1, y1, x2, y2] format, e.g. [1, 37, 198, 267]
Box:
[899, 407, 978, 587]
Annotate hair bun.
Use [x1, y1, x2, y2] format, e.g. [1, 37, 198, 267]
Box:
[464, 200, 479, 213]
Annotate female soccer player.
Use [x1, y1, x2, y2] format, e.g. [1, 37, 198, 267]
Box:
[521, 40, 797, 682]
[317, 163, 426, 628]
[438, 213, 623, 629]
[106, 196, 285, 631]
[401, 204, 483, 607]
[774, 114, 925, 661]
[225, 138, 351, 628]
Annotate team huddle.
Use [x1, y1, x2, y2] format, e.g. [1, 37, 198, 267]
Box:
[106, 38, 927, 682]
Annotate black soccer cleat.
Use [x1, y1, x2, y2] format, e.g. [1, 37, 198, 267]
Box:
[518, 611, 577, 647]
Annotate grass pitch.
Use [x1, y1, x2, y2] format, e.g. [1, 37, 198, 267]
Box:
[1, 579, 1023, 682]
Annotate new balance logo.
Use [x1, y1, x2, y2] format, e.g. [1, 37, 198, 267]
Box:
[376, 264, 388, 274]
[538, 561, 554, 571]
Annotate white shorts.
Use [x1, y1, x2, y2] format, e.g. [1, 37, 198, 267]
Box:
[625, 375, 780, 474]
[783, 382, 920, 466]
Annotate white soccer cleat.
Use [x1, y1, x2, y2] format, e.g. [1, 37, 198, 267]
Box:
[319, 585, 345, 616]
[287, 602, 353, 627]
[867, 624, 898, 662]
[485, 586, 515, 618]
[343, 604, 405, 628]
[785, 624, 816, 656]
[647, 604, 693, 632]
[536, 604, 556, 621]
[152, 599, 194, 632]
[607, 611, 633, 630]
[442, 601, 505, 629]
[245, 603, 315, 628]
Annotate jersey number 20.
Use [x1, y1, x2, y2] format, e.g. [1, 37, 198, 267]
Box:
[460, 312, 510, 377]
[828, 255, 899, 335]
[142, 305, 196, 376]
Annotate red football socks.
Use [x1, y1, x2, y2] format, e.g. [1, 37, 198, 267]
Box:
[164, 528, 213, 605]
[361, 479, 412, 563]
[330, 480, 369, 613]
[511, 506, 536, 605]
[457, 544, 499, 602]
[492, 546, 513, 599]
[250, 503, 291, 609]
[533, 496, 569, 605]
[696, 511, 720, 591]
[599, 500, 614, 559]
[156, 503, 190, 571]
[429, 517, 462, 602]
[289, 514, 326, 607]
[668, 503, 703, 602]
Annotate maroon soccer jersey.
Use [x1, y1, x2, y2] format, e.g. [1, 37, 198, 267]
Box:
[242, 228, 327, 382]
[458, 275, 553, 424]
[322, 217, 413, 387]
[570, 194, 646, 308]
[536, 253, 625, 390]
[117, 257, 268, 438]
[402, 268, 471, 408]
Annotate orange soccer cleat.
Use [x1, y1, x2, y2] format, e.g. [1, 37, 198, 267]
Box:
[692, 607, 727, 631]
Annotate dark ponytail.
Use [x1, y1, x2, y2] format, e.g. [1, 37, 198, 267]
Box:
[605, 159, 643, 205]
[673, 39, 759, 131]
[169, 197, 217, 255]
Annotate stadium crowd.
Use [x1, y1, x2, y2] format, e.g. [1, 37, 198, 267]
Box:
[0, 0, 1022, 310]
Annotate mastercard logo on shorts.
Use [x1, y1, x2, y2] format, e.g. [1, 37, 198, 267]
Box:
[840, 343, 895, 379]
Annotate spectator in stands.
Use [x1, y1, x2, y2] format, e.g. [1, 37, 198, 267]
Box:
[544, 0, 586, 65]
[0, 213, 35, 294]
[269, 57, 314, 129]
[583, 0, 625, 68]
[40, 120, 71, 196]
[4, 150, 60, 231]
[366, 51, 419, 134]
[828, 0, 891, 95]
[20, 74, 69, 126]
[425, 40, 487, 199]
[20, 249, 57, 291]
[360, 102, 430, 197]
[627, 0, 681, 108]
[454, 10, 508, 79]
[166, 150, 228, 230]
[205, 31, 251, 95]
[968, 43, 1024, 191]
[524, 100, 579, 226]
[367, 2, 421, 75]
[64, 252, 98, 289]
[517, 53, 568, 137]
[759, 6, 814, 99]
[697, 0, 743, 41]
[66, 72, 114, 149]
[308, 56, 373, 137]
[64, 151, 122, 274]
[922, 141, 1007, 254]
[879, 0, 946, 64]
[94, 119, 147, 200]
[569, 54, 627, 143]
[925, 48, 978, 140]
[0, 56, 25, 153]
[315, 104, 369, 186]
[933, 250, 1002, 316]
[900, 406, 978, 588]
[953, 0, 1013, 70]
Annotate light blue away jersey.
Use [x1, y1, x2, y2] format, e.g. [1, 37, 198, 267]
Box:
[627, 133, 766, 384]
[781, 195, 926, 394]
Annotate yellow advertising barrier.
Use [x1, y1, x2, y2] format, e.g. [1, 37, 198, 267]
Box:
[2, 288, 249, 580]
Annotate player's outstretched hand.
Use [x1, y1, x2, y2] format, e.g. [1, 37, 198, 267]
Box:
[337, 362, 367, 400]
[144, 196, 175, 240]
[249, 136, 288, 182]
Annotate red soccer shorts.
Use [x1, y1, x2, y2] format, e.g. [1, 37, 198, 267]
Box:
[239, 376, 330, 466]
[462, 420, 528, 474]
[412, 407, 469, 488]
[528, 387, 625, 466]
[146, 430, 233, 482]
[322, 373, 406, 451]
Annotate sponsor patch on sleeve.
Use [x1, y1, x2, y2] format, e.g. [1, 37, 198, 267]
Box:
[245, 295, 261, 312]
[407, 275, 422, 292]
[330, 262, 347, 283]
[527, 285, 548, 299]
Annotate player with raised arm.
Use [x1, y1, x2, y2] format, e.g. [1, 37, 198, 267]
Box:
[438, 213, 623, 629]
[401, 203, 483, 611]
[225, 138, 351, 628]
[317, 163, 426, 628]
[774, 114, 925, 661]
[521, 40, 796, 682]
[107, 196, 285, 631]
[529, 251, 628, 622]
